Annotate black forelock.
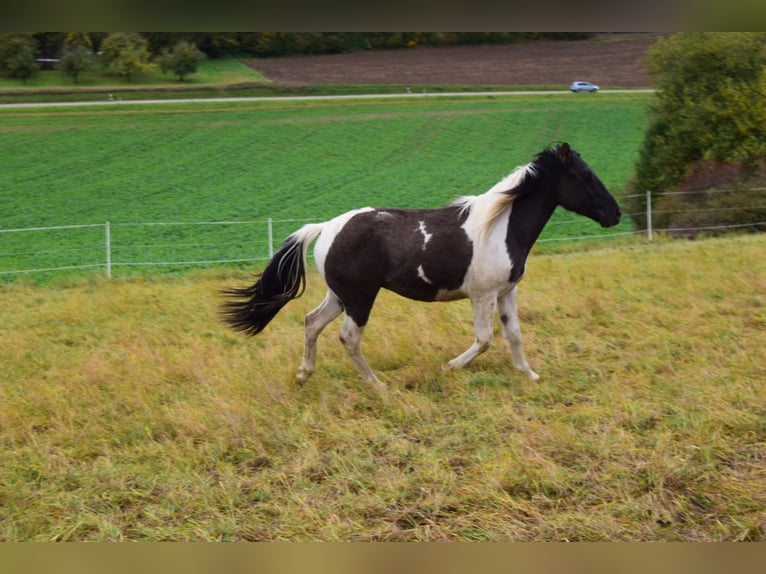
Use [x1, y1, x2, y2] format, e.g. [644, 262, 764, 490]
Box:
[533, 145, 561, 164]
[539, 143, 592, 173]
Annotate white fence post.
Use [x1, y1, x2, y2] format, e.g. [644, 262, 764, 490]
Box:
[105, 221, 112, 278]
[267, 217, 274, 258]
[646, 190, 653, 241]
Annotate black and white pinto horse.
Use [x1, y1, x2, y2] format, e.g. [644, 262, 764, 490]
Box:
[222, 143, 621, 388]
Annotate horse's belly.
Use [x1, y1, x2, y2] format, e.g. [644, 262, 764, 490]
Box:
[435, 288, 468, 302]
[383, 257, 470, 302]
[384, 280, 465, 303]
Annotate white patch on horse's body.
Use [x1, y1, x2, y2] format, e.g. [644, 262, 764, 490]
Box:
[417, 264, 432, 284]
[417, 220, 433, 250]
[462, 206, 515, 295]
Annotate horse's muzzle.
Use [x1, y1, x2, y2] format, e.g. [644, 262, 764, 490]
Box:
[600, 206, 622, 228]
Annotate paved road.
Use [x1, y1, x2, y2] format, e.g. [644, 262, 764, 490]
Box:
[0, 89, 654, 108]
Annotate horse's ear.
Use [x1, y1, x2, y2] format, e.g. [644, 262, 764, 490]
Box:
[558, 142, 571, 163]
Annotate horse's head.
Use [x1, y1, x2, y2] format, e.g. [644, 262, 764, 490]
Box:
[550, 143, 621, 228]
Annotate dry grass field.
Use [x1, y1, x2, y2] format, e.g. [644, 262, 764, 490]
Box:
[0, 234, 764, 541]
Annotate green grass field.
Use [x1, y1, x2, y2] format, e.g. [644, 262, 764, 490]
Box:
[1, 234, 763, 541]
[0, 58, 271, 91]
[0, 92, 650, 281]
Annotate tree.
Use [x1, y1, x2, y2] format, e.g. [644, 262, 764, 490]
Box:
[157, 40, 205, 82]
[633, 33, 766, 193]
[63, 32, 94, 51]
[31, 32, 65, 59]
[60, 45, 96, 84]
[99, 32, 153, 82]
[0, 33, 39, 84]
[203, 33, 240, 57]
[625, 33, 766, 230]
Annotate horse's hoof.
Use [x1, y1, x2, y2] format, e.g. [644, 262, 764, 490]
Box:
[295, 368, 312, 386]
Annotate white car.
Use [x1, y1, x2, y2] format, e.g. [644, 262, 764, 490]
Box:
[570, 81, 599, 92]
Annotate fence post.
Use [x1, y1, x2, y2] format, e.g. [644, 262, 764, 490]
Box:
[267, 218, 274, 258]
[105, 221, 112, 278]
[646, 190, 653, 241]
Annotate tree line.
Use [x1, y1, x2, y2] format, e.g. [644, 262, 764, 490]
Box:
[10, 32, 593, 60]
[0, 32, 594, 86]
[0, 33, 207, 84]
[0, 32, 591, 85]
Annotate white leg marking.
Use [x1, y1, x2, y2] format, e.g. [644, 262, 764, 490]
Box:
[296, 290, 343, 385]
[448, 295, 496, 369]
[339, 315, 384, 390]
[498, 287, 539, 381]
[417, 264, 433, 284]
[417, 220, 433, 250]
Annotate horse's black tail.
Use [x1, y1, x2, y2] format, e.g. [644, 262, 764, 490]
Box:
[221, 223, 324, 336]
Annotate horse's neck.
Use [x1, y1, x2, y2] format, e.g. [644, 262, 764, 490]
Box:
[505, 182, 559, 259]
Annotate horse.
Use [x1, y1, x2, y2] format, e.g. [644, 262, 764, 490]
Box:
[222, 143, 621, 389]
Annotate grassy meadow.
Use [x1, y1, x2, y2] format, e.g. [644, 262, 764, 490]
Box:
[1, 234, 764, 541]
[0, 58, 271, 93]
[0, 92, 648, 281]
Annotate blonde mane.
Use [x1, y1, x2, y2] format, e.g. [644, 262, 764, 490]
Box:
[452, 163, 536, 245]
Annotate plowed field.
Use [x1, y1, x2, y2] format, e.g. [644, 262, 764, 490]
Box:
[245, 34, 658, 87]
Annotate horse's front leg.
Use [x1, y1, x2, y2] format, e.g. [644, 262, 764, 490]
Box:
[447, 295, 496, 370]
[339, 314, 385, 391]
[497, 286, 539, 381]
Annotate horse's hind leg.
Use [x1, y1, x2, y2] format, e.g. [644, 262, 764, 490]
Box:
[296, 290, 343, 385]
[497, 287, 539, 381]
